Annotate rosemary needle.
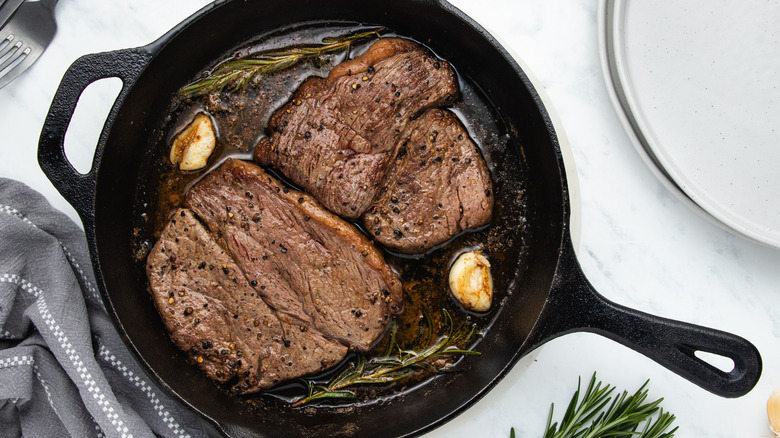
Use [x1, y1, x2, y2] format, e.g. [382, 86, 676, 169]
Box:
[179, 28, 384, 98]
[540, 373, 678, 438]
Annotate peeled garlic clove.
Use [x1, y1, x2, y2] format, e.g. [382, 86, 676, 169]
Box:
[768, 386, 780, 436]
[170, 113, 216, 171]
[448, 250, 493, 312]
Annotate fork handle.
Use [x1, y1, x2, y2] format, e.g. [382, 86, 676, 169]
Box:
[0, 0, 24, 29]
[38, 48, 152, 225]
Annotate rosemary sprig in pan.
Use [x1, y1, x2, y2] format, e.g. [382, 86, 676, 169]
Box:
[525, 372, 678, 438]
[179, 28, 384, 98]
[291, 310, 480, 407]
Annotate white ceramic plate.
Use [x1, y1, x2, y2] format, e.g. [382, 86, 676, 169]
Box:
[599, 0, 780, 248]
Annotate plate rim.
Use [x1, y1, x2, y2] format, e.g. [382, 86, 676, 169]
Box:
[598, 0, 780, 248]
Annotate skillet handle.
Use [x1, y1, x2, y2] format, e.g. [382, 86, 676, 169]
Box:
[528, 234, 762, 398]
[38, 48, 153, 224]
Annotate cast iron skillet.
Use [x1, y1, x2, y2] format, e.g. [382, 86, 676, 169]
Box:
[38, 0, 761, 436]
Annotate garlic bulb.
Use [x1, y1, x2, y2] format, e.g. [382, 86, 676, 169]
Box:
[769, 386, 780, 437]
[448, 250, 493, 312]
[170, 113, 216, 171]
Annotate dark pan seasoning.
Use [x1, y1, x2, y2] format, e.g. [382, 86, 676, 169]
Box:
[130, 22, 530, 408]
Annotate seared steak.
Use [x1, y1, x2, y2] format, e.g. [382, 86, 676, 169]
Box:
[363, 109, 493, 253]
[146, 208, 348, 394]
[185, 159, 402, 349]
[147, 159, 402, 393]
[254, 38, 459, 218]
[254, 37, 493, 253]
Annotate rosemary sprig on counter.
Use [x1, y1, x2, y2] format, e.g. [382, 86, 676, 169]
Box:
[537, 373, 678, 438]
[291, 310, 480, 407]
[179, 28, 384, 98]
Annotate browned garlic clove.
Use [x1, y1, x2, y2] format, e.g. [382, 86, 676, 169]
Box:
[769, 386, 780, 437]
[448, 250, 493, 312]
[170, 113, 216, 171]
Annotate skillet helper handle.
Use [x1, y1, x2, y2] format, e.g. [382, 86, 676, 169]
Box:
[38, 48, 152, 224]
[533, 235, 762, 398]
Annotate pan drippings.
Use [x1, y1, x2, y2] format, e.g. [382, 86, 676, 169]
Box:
[130, 22, 529, 407]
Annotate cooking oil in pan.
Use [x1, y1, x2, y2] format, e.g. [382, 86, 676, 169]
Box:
[130, 22, 530, 408]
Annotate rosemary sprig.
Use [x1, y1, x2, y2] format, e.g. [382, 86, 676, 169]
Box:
[291, 310, 480, 407]
[541, 373, 678, 438]
[179, 28, 384, 98]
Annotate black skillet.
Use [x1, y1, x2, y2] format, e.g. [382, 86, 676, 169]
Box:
[37, 0, 761, 436]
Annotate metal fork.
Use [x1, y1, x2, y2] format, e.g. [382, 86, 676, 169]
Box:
[0, 0, 59, 89]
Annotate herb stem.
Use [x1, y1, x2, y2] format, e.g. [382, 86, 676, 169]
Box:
[291, 310, 479, 407]
[179, 28, 384, 98]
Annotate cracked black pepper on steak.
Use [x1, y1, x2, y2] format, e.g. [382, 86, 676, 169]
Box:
[254, 37, 492, 253]
[146, 159, 402, 394]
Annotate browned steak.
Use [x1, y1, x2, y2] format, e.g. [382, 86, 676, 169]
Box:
[253, 38, 459, 218]
[146, 208, 348, 394]
[362, 109, 493, 253]
[184, 159, 402, 350]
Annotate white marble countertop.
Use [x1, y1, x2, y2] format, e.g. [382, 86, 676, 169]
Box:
[2, 1, 779, 437]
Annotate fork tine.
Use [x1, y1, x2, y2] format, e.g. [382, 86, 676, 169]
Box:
[0, 44, 29, 76]
[0, 34, 13, 55]
[0, 40, 22, 69]
[0, 43, 37, 88]
[0, 0, 58, 89]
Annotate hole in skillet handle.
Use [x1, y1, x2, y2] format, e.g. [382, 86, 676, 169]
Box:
[525, 233, 762, 398]
[63, 78, 124, 174]
[694, 350, 736, 374]
[38, 48, 153, 227]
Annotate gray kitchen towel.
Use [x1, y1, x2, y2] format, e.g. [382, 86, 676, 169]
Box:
[0, 178, 209, 438]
